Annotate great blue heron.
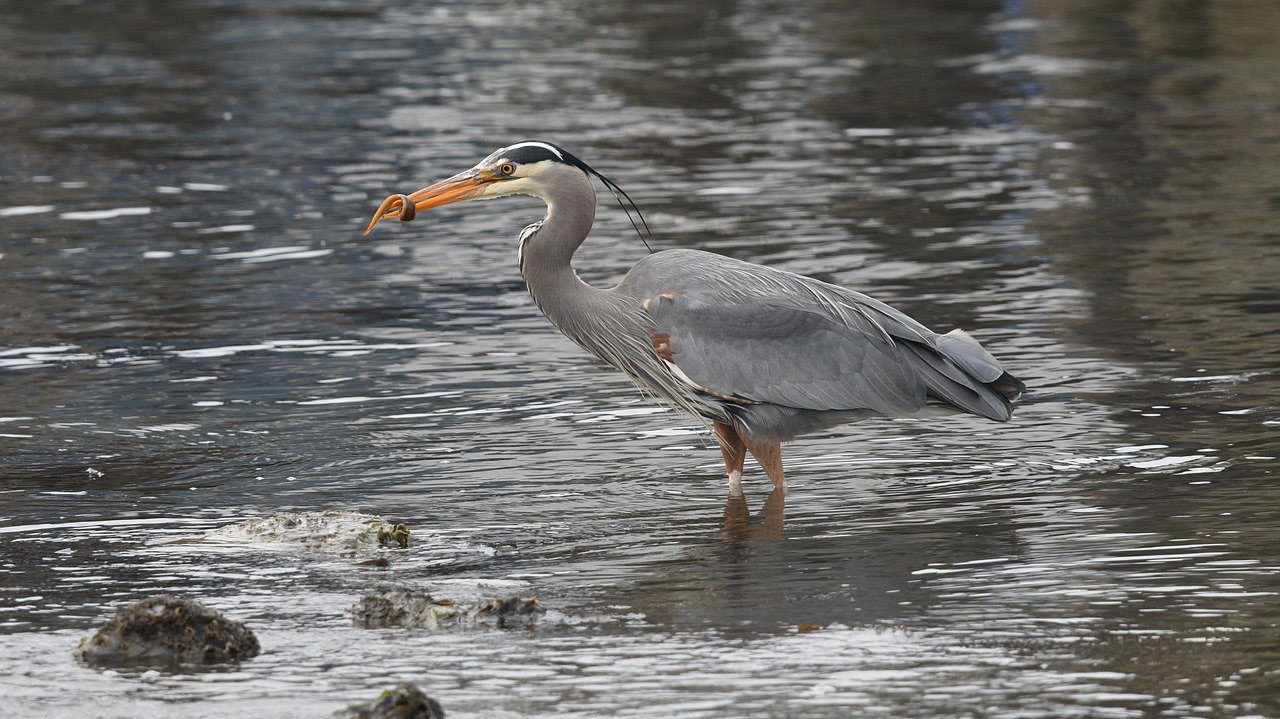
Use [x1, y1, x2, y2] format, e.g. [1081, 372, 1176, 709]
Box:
[364, 141, 1025, 497]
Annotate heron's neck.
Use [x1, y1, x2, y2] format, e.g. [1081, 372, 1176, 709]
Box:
[520, 178, 609, 333]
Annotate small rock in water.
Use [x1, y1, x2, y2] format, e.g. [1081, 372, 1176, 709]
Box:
[376, 522, 410, 549]
[351, 682, 445, 719]
[202, 510, 410, 552]
[472, 595, 544, 629]
[75, 595, 260, 665]
[351, 589, 543, 630]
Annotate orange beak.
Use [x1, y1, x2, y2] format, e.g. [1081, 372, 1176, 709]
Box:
[363, 170, 500, 236]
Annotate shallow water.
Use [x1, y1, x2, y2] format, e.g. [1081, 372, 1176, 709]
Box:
[1, 0, 1278, 717]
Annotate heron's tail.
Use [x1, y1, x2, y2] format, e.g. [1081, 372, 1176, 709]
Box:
[989, 370, 1026, 403]
[905, 328, 1026, 422]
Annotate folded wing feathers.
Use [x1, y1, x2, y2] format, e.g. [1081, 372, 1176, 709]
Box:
[937, 328, 1005, 383]
[643, 261, 1024, 421]
[824, 285, 1022, 418]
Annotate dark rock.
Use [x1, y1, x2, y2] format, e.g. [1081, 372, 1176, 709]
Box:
[75, 595, 260, 665]
[351, 589, 542, 630]
[352, 682, 445, 719]
[376, 522, 410, 549]
[472, 595, 543, 629]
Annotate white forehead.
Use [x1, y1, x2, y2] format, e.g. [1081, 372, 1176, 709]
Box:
[504, 141, 563, 159]
[480, 141, 564, 166]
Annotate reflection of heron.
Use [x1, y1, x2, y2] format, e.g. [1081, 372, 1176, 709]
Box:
[366, 142, 1025, 497]
[721, 487, 787, 541]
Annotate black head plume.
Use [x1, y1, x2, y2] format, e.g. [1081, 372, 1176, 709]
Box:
[517, 141, 654, 254]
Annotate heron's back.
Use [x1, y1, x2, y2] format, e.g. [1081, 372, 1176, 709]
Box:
[613, 249, 1024, 438]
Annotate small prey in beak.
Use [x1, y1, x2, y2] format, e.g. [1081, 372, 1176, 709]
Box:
[363, 170, 500, 236]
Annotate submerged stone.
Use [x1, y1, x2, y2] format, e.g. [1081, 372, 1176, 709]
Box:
[351, 682, 445, 719]
[76, 595, 260, 665]
[202, 510, 410, 552]
[351, 589, 543, 630]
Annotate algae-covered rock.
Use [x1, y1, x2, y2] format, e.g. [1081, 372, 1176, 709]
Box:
[471, 595, 544, 628]
[351, 682, 445, 719]
[352, 589, 457, 630]
[203, 510, 410, 552]
[76, 595, 260, 665]
[375, 521, 410, 549]
[351, 589, 542, 630]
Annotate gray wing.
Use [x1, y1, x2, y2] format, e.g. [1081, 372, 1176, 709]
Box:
[630, 250, 1020, 421]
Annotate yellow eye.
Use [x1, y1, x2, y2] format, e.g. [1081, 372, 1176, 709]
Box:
[499, 163, 516, 176]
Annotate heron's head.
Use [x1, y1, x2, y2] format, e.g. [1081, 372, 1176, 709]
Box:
[363, 141, 595, 236]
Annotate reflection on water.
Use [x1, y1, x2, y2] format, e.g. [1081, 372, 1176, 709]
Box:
[720, 488, 786, 541]
[1, 0, 1278, 717]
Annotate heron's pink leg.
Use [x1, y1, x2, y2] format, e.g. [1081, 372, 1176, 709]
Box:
[744, 436, 786, 491]
[713, 422, 747, 497]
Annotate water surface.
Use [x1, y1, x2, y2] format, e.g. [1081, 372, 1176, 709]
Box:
[1, 1, 1278, 717]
